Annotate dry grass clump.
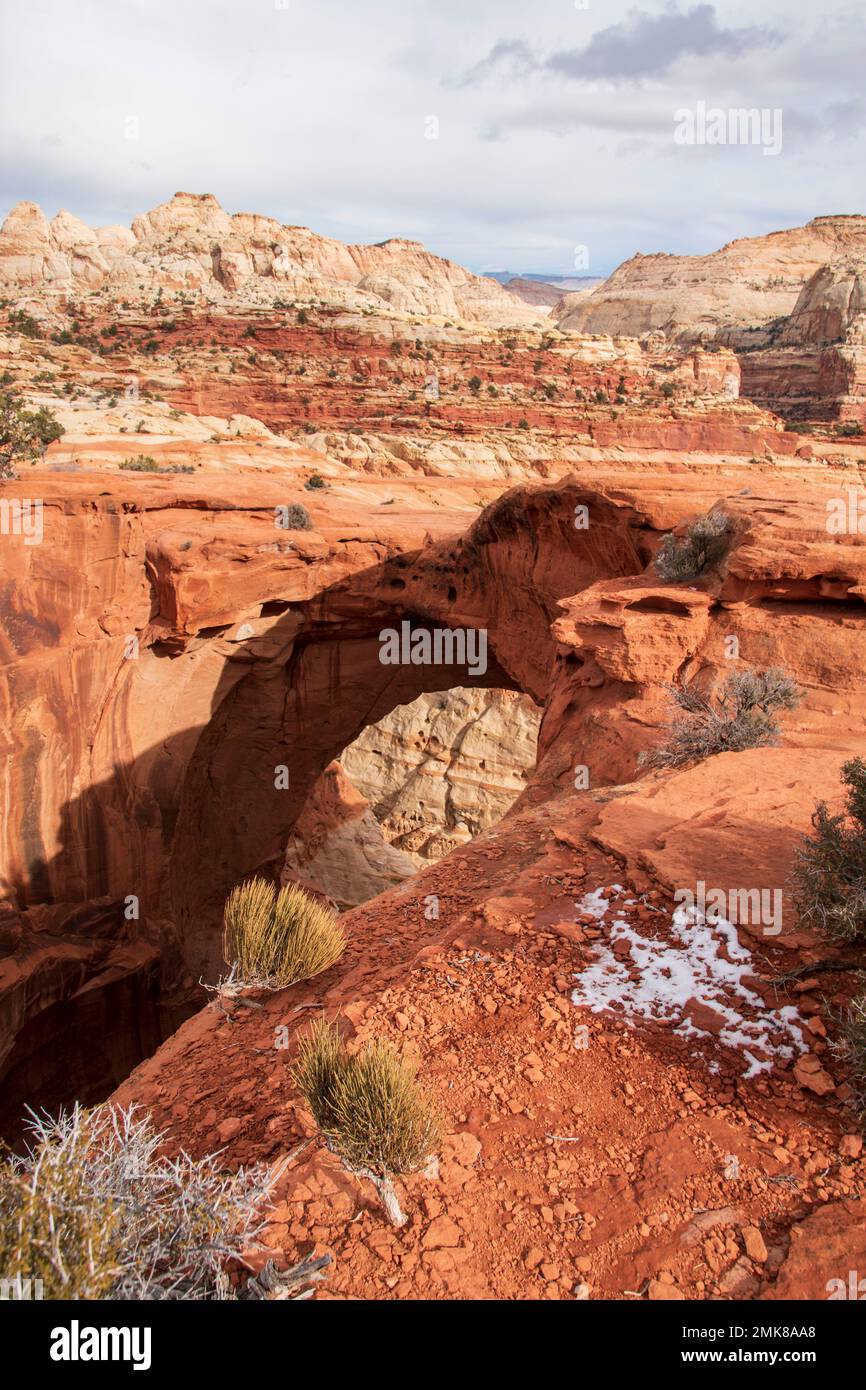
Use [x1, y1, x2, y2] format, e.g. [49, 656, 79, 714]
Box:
[0, 1104, 274, 1299]
[640, 667, 800, 770]
[293, 1019, 440, 1176]
[792, 757, 866, 945]
[839, 989, 866, 1127]
[654, 509, 732, 583]
[223, 877, 345, 989]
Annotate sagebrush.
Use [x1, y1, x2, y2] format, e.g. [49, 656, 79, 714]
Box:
[119, 455, 194, 474]
[293, 1019, 440, 1176]
[0, 1104, 273, 1299]
[792, 757, 866, 944]
[279, 502, 313, 530]
[654, 510, 732, 583]
[640, 667, 801, 770]
[223, 876, 345, 988]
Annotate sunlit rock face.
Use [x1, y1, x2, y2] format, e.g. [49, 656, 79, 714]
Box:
[341, 687, 540, 860]
[283, 688, 541, 907]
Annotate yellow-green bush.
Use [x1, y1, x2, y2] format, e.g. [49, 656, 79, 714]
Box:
[293, 1019, 440, 1176]
[223, 877, 345, 988]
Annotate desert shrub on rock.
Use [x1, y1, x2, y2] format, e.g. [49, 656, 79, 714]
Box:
[793, 758, 866, 945]
[119, 455, 193, 474]
[0, 392, 63, 478]
[0, 1104, 273, 1299]
[293, 1019, 440, 1176]
[654, 509, 732, 583]
[223, 877, 345, 989]
[640, 667, 801, 770]
[280, 502, 313, 530]
[119, 454, 159, 471]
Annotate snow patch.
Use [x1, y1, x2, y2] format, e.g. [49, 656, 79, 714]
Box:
[571, 892, 807, 1076]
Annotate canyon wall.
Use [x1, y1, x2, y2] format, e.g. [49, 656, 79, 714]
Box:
[553, 217, 866, 423]
[554, 216, 866, 342]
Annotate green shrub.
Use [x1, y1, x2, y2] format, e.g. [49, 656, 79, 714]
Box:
[305, 473, 326, 489]
[223, 877, 345, 988]
[119, 454, 159, 471]
[654, 510, 732, 583]
[640, 667, 801, 770]
[792, 758, 866, 944]
[292, 1018, 350, 1135]
[293, 1020, 440, 1176]
[119, 455, 193, 474]
[8, 309, 42, 339]
[0, 393, 63, 478]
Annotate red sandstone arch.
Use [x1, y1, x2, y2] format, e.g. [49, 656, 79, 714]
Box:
[0, 476, 658, 1128]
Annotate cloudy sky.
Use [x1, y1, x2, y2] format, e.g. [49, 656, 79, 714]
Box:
[1, 0, 863, 276]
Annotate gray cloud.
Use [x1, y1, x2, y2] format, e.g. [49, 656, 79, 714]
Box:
[455, 4, 783, 87]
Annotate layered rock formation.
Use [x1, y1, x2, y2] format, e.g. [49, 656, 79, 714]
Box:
[738, 258, 866, 422]
[0, 194, 541, 327]
[104, 471, 866, 1300]
[282, 763, 419, 911]
[3, 458, 866, 1139]
[284, 686, 539, 909]
[553, 216, 866, 423]
[554, 215, 866, 342]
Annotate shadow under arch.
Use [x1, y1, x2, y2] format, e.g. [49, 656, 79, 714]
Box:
[169, 612, 520, 983]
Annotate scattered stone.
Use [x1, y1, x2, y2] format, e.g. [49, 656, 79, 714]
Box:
[741, 1225, 768, 1263]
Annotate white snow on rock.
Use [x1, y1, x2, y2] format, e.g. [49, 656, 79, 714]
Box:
[571, 891, 807, 1077]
